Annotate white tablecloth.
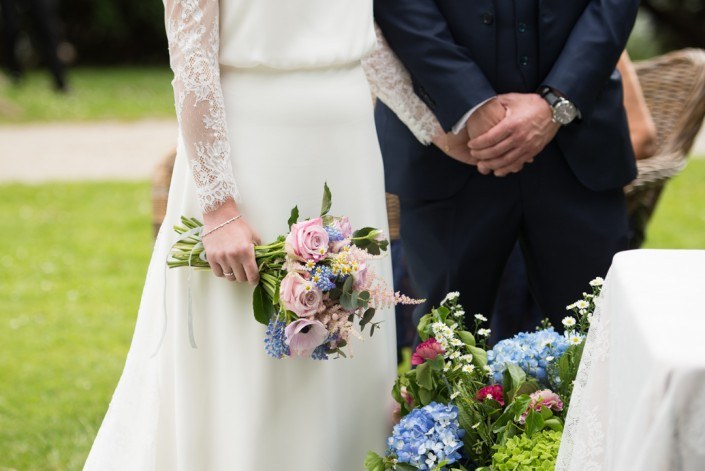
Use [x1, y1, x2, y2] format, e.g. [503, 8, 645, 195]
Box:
[556, 249, 705, 471]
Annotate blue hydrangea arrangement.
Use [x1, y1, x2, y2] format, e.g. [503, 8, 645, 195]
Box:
[487, 328, 571, 384]
[386, 402, 465, 470]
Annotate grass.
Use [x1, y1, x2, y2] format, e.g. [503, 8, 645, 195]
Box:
[0, 160, 702, 470]
[0, 182, 153, 471]
[0, 67, 174, 123]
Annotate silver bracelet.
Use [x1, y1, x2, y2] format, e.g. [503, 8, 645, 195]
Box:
[202, 215, 243, 238]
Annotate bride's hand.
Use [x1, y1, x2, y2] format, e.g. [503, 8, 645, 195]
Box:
[431, 126, 477, 166]
[202, 199, 261, 285]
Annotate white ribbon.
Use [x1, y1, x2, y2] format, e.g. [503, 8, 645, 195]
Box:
[151, 226, 207, 357]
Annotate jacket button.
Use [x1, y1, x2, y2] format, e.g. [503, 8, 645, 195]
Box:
[520, 56, 529, 66]
[518, 23, 527, 33]
[482, 13, 494, 25]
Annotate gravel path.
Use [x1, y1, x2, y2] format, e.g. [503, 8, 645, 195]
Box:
[0, 119, 703, 183]
[0, 119, 177, 183]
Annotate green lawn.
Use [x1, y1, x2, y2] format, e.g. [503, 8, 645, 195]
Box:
[0, 67, 174, 123]
[0, 160, 703, 470]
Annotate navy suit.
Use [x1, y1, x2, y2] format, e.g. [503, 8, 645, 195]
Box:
[375, 0, 639, 339]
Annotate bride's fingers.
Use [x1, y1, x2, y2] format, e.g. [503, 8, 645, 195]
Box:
[243, 254, 260, 285]
[209, 259, 225, 277]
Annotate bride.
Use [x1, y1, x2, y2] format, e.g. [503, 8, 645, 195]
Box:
[84, 1, 462, 469]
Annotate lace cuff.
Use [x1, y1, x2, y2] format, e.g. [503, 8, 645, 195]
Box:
[362, 25, 442, 145]
[164, 0, 240, 213]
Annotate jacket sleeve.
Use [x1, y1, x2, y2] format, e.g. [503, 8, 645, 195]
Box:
[164, 0, 239, 213]
[374, 0, 496, 131]
[542, 0, 640, 121]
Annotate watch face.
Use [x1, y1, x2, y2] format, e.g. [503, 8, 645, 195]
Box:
[554, 100, 577, 125]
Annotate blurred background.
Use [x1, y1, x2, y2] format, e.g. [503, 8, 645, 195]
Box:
[0, 2, 704, 470]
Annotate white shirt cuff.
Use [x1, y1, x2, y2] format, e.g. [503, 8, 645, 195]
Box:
[451, 97, 497, 134]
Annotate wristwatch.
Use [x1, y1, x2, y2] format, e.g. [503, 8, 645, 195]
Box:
[538, 86, 580, 126]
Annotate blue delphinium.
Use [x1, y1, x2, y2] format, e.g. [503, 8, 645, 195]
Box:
[325, 225, 344, 242]
[311, 266, 336, 292]
[386, 402, 465, 470]
[264, 319, 290, 359]
[487, 328, 570, 384]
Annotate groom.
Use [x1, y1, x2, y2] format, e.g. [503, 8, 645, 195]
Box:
[374, 0, 640, 340]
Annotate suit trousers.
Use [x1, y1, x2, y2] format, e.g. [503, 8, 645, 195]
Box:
[399, 142, 629, 344]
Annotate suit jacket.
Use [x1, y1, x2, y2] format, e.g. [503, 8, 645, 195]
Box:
[375, 0, 640, 200]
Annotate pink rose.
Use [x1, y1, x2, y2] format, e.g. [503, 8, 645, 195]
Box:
[411, 337, 445, 366]
[285, 218, 329, 262]
[475, 384, 505, 406]
[520, 389, 564, 423]
[279, 272, 323, 318]
[285, 318, 328, 357]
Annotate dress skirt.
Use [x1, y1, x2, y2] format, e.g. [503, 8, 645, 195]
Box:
[84, 63, 397, 471]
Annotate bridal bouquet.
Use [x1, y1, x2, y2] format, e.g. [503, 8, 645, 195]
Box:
[365, 279, 603, 471]
[168, 184, 421, 360]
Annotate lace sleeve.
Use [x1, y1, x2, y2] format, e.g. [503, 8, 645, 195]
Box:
[362, 24, 442, 145]
[164, 0, 239, 213]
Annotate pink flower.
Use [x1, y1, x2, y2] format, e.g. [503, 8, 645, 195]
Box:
[285, 218, 329, 261]
[520, 389, 564, 423]
[285, 318, 328, 357]
[332, 216, 353, 239]
[475, 384, 505, 406]
[529, 389, 564, 412]
[411, 337, 445, 366]
[279, 272, 323, 318]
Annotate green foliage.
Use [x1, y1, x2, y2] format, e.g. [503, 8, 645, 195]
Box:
[0, 181, 153, 470]
[491, 430, 562, 471]
[59, 0, 168, 64]
[0, 67, 174, 123]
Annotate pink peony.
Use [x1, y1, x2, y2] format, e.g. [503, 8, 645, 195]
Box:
[520, 389, 564, 423]
[285, 218, 329, 261]
[411, 337, 445, 366]
[475, 384, 505, 406]
[285, 318, 328, 357]
[529, 389, 564, 412]
[279, 272, 323, 318]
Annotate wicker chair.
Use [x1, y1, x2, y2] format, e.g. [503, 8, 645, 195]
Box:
[626, 48, 705, 246]
[154, 49, 705, 245]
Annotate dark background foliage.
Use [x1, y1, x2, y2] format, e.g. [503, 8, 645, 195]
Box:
[0, 1, 703, 67]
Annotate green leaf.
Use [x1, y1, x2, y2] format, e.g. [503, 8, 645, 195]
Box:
[415, 362, 434, 390]
[363, 452, 387, 471]
[544, 417, 564, 432]
[525, 409, 544, 437]
[320, 182, 332, 216]
[467, 345, 488, 369]
[427, 355, 445, 371]
[252, 283, 274, 325]
[457, 330, 476, 347]
[395, 464, 417, 471]
[287, 205, 299, 228]
[359, 308, 376, 328]
[418, 387, 436, 406]
[417, 314, 433, 341]
[342, 275, 354, 294]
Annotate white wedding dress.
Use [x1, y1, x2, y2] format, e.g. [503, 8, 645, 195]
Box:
[81, 1, 444, 470]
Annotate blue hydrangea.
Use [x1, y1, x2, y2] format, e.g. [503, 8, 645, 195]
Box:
[264, 319, 290, 359]
[386, 402, 465, 470]
[487, 328, 570, 384]
[311, 265, 336, 292]
[311, 343, 329, 360]
[325, 225, 345, 242]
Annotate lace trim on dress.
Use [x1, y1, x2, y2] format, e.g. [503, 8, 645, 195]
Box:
[165, 0, 240, 213]
[362, 25, 442, 145]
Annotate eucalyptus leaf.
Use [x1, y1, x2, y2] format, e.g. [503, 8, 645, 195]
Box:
[320, 182, 332, 216]
[360, 308, 376, 328]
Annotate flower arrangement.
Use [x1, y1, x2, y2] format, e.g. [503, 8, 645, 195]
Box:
[365, 279, 602, 470]
[168, 184, 422, 359]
